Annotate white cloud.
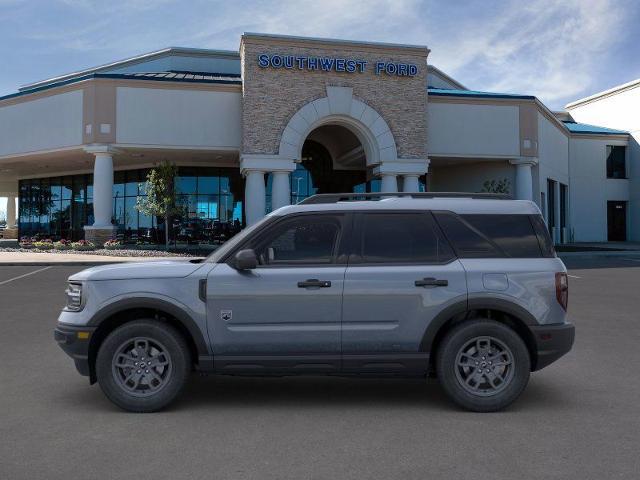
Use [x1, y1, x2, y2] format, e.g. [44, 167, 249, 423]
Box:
[426, 0, 628, 107]
[2, 0, 635, 109]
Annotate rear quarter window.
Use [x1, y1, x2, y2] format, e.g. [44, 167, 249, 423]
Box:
[434, 212, 549, 258]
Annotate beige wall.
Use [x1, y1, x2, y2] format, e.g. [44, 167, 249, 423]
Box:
[115, 86, 242, 148]
[429, 160, 515, 194]
[0, 90, 83, 157]
[240, 35, 429, 159]
[427, 102, 520, 157]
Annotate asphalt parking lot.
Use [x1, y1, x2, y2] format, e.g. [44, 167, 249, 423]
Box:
[1, 257, 639, 479]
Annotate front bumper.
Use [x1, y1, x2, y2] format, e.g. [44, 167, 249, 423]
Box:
[54, 323, 97, 377]
[531, 322, 575, 371]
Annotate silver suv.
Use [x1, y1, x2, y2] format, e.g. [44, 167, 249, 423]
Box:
[54, 193, 574, 412]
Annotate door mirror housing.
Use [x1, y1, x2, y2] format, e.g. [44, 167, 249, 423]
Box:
[233, 249, 258, 270]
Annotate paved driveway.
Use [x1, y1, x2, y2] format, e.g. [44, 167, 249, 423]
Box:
[1, 258, 639, 479]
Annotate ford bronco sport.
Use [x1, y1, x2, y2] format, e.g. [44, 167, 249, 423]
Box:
[55, 193, 574, 412]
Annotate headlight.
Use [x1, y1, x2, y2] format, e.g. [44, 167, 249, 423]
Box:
[65, 283, 83, 311]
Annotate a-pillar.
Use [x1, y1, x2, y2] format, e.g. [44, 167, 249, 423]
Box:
[509, 157, 538, 201]
[83, 145, 118, 245]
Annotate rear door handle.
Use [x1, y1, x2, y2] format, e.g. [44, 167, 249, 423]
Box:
[415, 277, 448, 287]
[297, 279, 332, 288]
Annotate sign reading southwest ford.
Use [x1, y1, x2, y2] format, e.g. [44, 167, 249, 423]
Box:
[257, 53, 418, 77]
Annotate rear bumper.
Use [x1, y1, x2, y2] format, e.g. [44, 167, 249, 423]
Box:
[54, 324, 97, 377]
[531, 322, 575, 371]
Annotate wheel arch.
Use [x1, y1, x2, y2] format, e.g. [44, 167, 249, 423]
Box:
[422, 298, 539, 371]
[86, 298, 209, 384]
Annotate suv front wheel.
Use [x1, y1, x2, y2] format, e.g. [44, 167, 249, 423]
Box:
[436, 319, 530, 412]
[96, 320, 191, 412]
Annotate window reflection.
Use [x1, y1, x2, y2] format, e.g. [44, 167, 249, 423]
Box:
[18, 167, 244, 244]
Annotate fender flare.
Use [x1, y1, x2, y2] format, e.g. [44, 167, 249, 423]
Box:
[420, 296, 538, 353]
[87, 296, 209, 356]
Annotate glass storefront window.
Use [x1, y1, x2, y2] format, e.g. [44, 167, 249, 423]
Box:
[18, 167, 245, 244]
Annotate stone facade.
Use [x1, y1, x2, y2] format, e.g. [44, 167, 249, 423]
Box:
[84, 226, 117, 247]
[240, 34, 429, 161]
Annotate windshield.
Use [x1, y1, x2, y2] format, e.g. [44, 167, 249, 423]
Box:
[206, 215, 271, 263]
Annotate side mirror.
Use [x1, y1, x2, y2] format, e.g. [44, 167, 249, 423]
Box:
[233, 249, 258, 270]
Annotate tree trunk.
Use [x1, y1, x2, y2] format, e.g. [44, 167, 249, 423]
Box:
[164, 214, 169, 250]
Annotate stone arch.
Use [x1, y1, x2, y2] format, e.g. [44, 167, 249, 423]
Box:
[278, 86, 398, 166]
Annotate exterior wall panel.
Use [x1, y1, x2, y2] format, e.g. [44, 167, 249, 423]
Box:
[0, 90, 83, 156]
[569, 137, 629, 241]
[115, 87, 242, 148]
[427, 102, 520, 157]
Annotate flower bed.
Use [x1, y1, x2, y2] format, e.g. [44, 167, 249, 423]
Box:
[70, 240, 96, 251]
[54, 239, 73, 250]
[103, 239, 123, 250]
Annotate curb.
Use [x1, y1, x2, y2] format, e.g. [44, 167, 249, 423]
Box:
[558, 251, 640, 257]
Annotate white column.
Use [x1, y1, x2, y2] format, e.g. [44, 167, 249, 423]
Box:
[244, 170, 266, 226]
[271, 171, 291, 210]
[380, 174, 398, 193]
[6, 195, 17, 228]
[91, 152, 115, 227]
[510, 158, 537, 201]
[402, 174, 420, 193]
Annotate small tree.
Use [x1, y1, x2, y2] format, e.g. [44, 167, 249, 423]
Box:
[481, 178, 511, 194]
[136, 161, 181, 249]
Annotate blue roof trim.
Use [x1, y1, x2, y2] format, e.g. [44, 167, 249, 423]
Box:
[428, 87, 535, 100]
[562, 121, 628, 135]
[0, 72, 242, 102]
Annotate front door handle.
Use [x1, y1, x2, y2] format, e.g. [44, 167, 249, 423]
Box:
[415, 277, 448, 287]
[297, 279, 332, 288]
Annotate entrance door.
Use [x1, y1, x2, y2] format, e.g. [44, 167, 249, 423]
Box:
[341, 212, 467, 373]
[206, 213, 349, 372]
[607, 201, 627, 241]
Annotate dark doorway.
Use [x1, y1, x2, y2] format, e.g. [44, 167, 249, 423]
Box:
[300, 140, 366, 194]
[607, 201, 627, 241]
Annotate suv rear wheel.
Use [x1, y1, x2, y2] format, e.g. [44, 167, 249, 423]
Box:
[96, 320, 191, 412]
[436, 319, 530, 412]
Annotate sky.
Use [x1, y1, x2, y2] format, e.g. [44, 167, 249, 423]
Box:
[1, 0, 640, 214]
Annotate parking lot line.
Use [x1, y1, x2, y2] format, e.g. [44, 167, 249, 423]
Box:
[0, 266, 52, 286]
[567, 274, 581, 279]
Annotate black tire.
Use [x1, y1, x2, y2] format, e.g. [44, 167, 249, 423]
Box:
[436, 319, 530, 412]
[96, 320, 191, 412]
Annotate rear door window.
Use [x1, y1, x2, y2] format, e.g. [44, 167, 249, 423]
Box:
[434, 212, 546, 258]
[355, 212, 455, 264]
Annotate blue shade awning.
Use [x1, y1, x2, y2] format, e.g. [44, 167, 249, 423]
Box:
[562, 121, 628, 135]
[427, 87, 535, 100]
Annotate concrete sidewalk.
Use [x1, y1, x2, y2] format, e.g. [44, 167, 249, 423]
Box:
[0, 251, 198, 266]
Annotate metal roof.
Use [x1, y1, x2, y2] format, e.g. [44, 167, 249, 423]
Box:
[428, 87, 535, 100]
[0, 71, 241, 103]
[562, 121, 628, 135]
[19, 47, 240, 92]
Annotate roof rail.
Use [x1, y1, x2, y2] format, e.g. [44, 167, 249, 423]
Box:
[298, 192, 511, 204]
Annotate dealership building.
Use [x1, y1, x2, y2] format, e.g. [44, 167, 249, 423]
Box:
[0, 33, 636, 245]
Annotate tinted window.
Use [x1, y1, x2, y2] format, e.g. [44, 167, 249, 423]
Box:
[462, 215, 542, 258]
[434, 212, 500, 258]
[530, 214, 556, 257]
[253, 215, 342, 265]
[435, 213, 545, 258]
[606, 145, 626, 179]
[357, 213, 454, 264]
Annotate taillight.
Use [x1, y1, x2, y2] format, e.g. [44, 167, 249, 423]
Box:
[555, 272, 568, 311]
